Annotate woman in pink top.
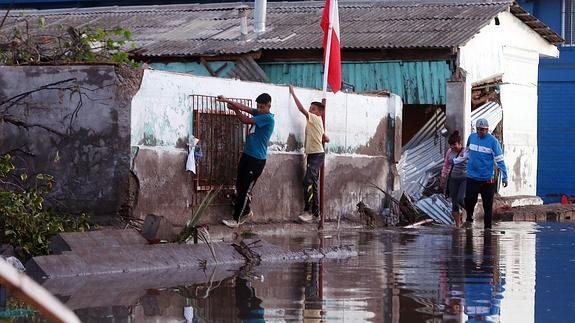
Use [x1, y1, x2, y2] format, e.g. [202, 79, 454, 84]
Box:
[441, 131, 467, 227]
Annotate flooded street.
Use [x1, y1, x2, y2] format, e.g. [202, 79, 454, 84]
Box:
[12, 221, 575, 322]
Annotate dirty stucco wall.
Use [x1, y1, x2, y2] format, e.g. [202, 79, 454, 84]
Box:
[130, 69, 401, 226]
[458, 11, 558, 196]
[0, 65, 142, 218]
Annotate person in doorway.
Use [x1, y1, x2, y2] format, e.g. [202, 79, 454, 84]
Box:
[288, 85, 329, 223]
[441, 131, 467, 227]
[217, 93, 275, 228]
[464, 118, 508, 229]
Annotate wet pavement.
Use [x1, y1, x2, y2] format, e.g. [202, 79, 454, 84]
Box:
[5, 221, 575, 322]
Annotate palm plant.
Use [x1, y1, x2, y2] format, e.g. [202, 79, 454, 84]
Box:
[175, 186, 222, 262]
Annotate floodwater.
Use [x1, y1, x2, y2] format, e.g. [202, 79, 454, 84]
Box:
[6, 221, 575, 322]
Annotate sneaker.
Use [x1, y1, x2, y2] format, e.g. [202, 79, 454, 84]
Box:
[222, 219, 240, 228]
[238, 210, 254, 225]
[298, 212, 314, 223]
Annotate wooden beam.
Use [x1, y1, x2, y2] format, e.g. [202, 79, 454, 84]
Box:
[258, 48, 456, 62]
[140, 48, 455, 63]
[0, 259, 81, 323]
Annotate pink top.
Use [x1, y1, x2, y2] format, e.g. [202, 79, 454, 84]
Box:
[441, 148, 454, 178]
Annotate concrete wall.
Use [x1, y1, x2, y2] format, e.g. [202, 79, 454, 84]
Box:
[458, 11, 559, 196]
[0, 65, 142, 219]
[130, 70, 401, 226]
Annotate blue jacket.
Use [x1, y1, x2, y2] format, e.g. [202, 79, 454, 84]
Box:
[466, 133, 508, 182]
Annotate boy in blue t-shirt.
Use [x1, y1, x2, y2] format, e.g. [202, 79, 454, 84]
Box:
[217, 93, 275, 228]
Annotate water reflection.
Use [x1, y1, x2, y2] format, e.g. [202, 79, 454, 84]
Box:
[461, 231, 504, 322]
[234, 277, 265, 322]
[19, 222, 575, 322]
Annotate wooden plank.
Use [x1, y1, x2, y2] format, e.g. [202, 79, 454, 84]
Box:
[0, 259, 81, 323]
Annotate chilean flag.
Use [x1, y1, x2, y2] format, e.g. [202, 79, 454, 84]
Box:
[321, 0, 341, 93]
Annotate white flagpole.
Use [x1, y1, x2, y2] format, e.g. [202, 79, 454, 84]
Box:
[322, 1, 335, 98]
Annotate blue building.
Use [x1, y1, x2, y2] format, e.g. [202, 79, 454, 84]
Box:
[518, 0, 575, 203]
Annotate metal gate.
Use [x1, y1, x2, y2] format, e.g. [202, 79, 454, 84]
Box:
[191, 95, 250, 191]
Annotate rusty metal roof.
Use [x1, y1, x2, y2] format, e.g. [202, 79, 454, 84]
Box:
[0, 0, 562, 58]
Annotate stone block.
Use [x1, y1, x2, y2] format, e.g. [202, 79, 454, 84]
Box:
[141, 214, 177, 242]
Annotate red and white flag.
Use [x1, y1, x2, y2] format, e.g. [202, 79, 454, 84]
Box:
[321, 0, 341, 94]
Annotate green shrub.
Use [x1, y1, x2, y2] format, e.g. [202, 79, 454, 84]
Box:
[0, 154, 91, 260]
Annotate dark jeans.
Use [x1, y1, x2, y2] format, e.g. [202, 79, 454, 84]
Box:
[464, 178, 496, 228]
[234, 153, 266, 221]
[303, 153, 325, 217]
[448, 177, 466, 213]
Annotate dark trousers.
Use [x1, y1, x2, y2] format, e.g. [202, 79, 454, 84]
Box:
[233, 153, 266, 221]
[464, 178, 496, 228]
[303, 153, 325, 217]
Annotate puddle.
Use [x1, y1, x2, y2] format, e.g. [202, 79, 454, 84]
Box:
[3, 221, 575, 322]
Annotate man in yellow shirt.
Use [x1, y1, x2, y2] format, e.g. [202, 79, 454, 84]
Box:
[289, 85, 329, 223]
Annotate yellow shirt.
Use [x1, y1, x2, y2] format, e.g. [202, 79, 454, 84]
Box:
[305, 113, 325, 154]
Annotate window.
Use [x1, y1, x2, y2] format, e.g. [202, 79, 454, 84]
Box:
[564, 0, 575, 45]
[191, 95, 250, 191]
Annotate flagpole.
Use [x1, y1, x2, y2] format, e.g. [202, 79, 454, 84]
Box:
[319, 2, 335, 230]
[322, 3, 334, 97]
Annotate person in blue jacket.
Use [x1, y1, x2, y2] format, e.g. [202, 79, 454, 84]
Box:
[464, 118, 508, 229]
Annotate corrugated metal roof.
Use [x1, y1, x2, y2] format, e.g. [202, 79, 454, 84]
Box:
[0, 0, 561, 57]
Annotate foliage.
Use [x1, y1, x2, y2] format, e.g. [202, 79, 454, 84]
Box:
[0, 154, 91, 260]
[0, 297, 36, 321]
[175, 187, 222, 264]
[0, 14, 138, 66]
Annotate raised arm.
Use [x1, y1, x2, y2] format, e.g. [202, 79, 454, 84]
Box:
[288, 85, 309, 119]
[217, 95, 254, 114]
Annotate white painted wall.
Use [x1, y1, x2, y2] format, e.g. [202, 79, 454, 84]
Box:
[500, 47, 540, 195]
[458, 11, 557, 196]
[131, 69, 400, 154]
[459, 11, 558, 85]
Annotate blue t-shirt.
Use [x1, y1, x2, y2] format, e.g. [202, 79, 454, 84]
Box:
[243, 109, 275, 160]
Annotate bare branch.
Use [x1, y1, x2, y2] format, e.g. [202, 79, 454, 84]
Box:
[0, 0, 15, 31]
[0, 78, 77, 113]
[2, 115, 66, 136]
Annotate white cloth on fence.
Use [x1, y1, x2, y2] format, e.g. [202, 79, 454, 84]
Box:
[186, 136, 200, 173]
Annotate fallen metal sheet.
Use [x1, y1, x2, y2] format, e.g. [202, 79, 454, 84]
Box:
[416, 194, 454, 225]
[471, 101, 503, 133]
[399, 135, 446, 200]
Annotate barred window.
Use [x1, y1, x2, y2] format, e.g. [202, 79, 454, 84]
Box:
[564, 0, 575, 45]
[191, 95, 250, 191]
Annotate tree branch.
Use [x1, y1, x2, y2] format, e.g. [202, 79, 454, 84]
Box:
[1, 116, 66, 136]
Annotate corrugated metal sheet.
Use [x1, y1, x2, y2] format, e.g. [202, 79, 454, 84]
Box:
[398, 101, 503, 223]
[470, 101, 503, 131]
[228, 56, 270, 82]
[260, 60, 451, 104]
[416, 194, 454, 225]
[0, 1, 559, 57]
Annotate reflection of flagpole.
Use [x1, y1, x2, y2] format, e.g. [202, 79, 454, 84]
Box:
[319, 235, 324, 320]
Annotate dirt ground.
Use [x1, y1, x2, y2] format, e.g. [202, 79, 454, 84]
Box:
[495, 203, 575, 222]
